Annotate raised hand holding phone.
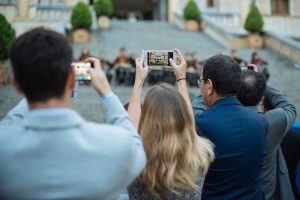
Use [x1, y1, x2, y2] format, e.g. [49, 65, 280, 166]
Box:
[169, 48, 187, 81]
[86, 57, 112, 96]
[135, 51, 149, 83]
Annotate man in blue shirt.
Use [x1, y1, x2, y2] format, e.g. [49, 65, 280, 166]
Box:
[192, 55, 268, 200]
[0, 28, 146, 200]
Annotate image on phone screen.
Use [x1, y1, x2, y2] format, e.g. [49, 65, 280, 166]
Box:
[147, 51, 174, 67]
[71, 62, 91, 81]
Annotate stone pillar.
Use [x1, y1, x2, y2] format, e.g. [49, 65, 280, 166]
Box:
[18, 0, 30, 19]
[294, 0, 300, 16]
[168, 0, 174, 22]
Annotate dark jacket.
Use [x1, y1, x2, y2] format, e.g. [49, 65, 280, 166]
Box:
[193, 97, 268, 200]
[259, 86, 296, 200]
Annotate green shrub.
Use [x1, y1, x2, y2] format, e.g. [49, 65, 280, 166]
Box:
[244, 4, 264, 33]
[70, 2, 93, 30]
[0, 13, 16, 61]
[183, 0, 201, 21]
[94, 0, 113, 17]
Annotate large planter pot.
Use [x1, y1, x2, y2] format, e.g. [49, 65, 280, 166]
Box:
[0, 60, 9, 85]
[72, 29, 90, 43]
[246, 33, 264, 48]
[185, 20, 199, 32]
[98, 15, 110, 29]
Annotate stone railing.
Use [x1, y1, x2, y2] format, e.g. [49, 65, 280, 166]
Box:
[174, 11, 240, 30]
[28, 4, 73, 21]
[265, 31, 300, 63]
[264, 15, 300, 38]
[202, 11, 240, 28]
[0, 4, 17, 22]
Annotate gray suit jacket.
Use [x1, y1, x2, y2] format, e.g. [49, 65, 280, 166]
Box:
[260, 86, 296, 200]
[0, 93, 146, 200]
[192, 86, 296, 200]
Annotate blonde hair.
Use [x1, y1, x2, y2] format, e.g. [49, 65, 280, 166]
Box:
[138, 83, 214, 195]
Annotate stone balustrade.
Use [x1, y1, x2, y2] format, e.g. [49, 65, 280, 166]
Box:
[264, 15, 300, 38]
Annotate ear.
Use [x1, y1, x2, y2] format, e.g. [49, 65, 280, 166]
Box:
[68, 70, 76, 90]
[12, 75, 23, 94]
[207, 79, 214, 96]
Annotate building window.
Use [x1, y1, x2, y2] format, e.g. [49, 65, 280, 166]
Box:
[271, 0, 289, 15]
[207, 0, 214, 7]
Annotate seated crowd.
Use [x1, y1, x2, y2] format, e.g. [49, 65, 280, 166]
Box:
[0, 28, 298, 200]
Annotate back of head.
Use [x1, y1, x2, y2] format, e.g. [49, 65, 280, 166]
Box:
[237, 70, 266, 106]
[10, 28, 72, 102]
[202, 54, 241, 96]
[138, 83, 214, 195]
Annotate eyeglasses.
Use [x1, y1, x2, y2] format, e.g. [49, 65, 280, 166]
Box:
[196, 79, 206, 88]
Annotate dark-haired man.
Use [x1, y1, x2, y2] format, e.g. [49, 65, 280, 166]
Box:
[0, 28, 146, 199]
[237, 69, 296, 200]
[192, 55, 268, 200]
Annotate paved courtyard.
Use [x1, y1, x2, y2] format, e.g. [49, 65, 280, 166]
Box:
[1, 20, 300, 121]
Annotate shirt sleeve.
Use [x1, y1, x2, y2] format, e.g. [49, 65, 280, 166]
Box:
[0, 99, 29, 127]
[99, 92, 146, 182]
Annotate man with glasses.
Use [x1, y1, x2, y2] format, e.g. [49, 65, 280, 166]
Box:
[192, 55, 268, 200]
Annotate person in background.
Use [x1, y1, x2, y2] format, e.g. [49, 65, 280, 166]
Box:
[114, 47, 130, 85]
[127, 49, 214, 199]
[128, 53, 137, 68]
[79, 47, 91, 61]
[251, 51, 270, 80]
[185, 53, 194, 69]
[99, 51, 113, 83]
[237, 67, 296, 200]
[230, 49, 247, 66]
[192, 55, 268, 200]
[0, 28, 146, 200]
[189, 52, 198, 69]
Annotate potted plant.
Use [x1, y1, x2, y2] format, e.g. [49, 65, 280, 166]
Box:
[183, 0, 201, 32]
[94, 0, 113, 29]
[244, 3, 264, 48]
[0, 13, 15, 85]
[70, 2, 93, 43]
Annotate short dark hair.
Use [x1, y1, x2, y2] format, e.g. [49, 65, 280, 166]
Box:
[202, 54, 241, 96]
[237, 70, 266, 106]
[10, 28, 72, 102]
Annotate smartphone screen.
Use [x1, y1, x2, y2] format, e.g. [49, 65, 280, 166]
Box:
[71, 62, 92, 81]
[146, 51, 174, 67]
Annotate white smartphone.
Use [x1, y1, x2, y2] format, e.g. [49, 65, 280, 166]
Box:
[144, 50, 176, 68]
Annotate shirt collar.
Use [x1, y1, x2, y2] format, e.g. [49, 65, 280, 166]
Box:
[23, 109, 85, 130]
[211, 97, 241, 109]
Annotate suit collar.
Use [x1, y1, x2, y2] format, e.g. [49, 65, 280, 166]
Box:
[23, 109, 85, 130]
[211, 97, 241, 108]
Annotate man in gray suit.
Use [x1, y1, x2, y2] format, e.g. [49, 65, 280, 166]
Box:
[237, 69, 296, 200]
[0, 28, 146, 200]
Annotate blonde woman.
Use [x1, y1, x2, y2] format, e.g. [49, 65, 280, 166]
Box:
[127, 49, 214, 199]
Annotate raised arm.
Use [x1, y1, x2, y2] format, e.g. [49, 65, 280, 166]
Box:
[127, 54, 149, 130]
[264, 86, 296, 132]
[87, 56, 146, 180]
[169, 48, 194, 123]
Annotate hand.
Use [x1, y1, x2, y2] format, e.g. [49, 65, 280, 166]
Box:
[135, 52, 149, 82]
[248, 64, 259, 72]
[169, 48, 187, 80]
[86, 57, 112, 96]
